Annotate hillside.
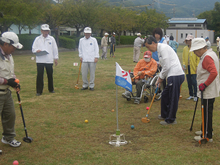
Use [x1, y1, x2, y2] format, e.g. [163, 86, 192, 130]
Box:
[108, 0, 217, 18]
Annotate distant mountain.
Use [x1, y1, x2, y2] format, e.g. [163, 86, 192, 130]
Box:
[107, 0, 218, 18]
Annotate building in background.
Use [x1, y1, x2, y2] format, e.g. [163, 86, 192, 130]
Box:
[166, 18, 214, 44]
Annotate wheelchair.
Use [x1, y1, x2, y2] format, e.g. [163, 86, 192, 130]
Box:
[122, 68, 163, 104]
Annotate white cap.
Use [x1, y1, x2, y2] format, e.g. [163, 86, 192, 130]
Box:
[137, 33, 141, 36]
[113, 32, 115, 35]
[217, 37, 220, 41]
[41, 24, 50, 31]
[84, 27, 92, 33]
[104, 33, 109, 36]
[0, 32, 23, 49]
[190, 38, 207, 52]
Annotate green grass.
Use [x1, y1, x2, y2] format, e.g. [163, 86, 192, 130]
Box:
[1, 45, 220, 165]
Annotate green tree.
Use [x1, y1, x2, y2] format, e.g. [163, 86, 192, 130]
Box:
[102, 6, 137, 44]
[0, 0, 50, 34]
[198, 10, 213, 30]
[63, 0, 107, 37]
[212, 2, 220, 33]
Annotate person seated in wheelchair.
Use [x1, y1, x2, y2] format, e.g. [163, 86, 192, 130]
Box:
[122, 51, 157, 104]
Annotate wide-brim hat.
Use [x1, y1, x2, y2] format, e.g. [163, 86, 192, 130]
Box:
[190, 38, 207, 52]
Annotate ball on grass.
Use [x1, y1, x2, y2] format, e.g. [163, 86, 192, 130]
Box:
[31, 57, 35, 60]
[85, 120, 88, 123]
[146, 107, 149, 110]
[131, 125, 134, 129]
[13, 160, 19, 165]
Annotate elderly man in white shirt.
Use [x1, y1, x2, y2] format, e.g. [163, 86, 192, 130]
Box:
[32, 24, 59, 96]
[79, 27, 99, 91]
[101, 33, 109, 60]
[145, 36, 185, 125]
[133, 33, 145, 63]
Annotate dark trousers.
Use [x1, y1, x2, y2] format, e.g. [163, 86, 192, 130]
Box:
[36, 63, 54, 94]
[110, 44, 115, 56]
[200, 98, 215, 139]
[186, 66, 197, 97]
[161, 75, 185, 123]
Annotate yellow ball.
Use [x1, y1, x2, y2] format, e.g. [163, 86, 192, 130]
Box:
[85, 120, 88, 123]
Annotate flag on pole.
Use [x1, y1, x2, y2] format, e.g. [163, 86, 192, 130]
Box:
[115, 62, 132, 92]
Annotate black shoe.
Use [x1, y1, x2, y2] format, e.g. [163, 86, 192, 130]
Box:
[90, 88, 94, 91]
[81, 87, 88, 90]
[36, 93, 42, 96]
[49, 91, 55, 93]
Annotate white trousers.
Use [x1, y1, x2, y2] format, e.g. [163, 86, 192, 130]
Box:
[81, 62, 97, 88]
[101, 46, 107, 59]
[133, 46, 141, 62]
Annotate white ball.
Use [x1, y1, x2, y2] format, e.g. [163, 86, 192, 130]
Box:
[31, 57, 35, 60]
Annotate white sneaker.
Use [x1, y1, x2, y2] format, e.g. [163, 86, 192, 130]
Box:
[195, 130, 214, 135]
[1, 137, 21, 147]
[186, 96, 194, 100]
[194, 136, 213, 142]
[195, 130, 202, 135]
[122, 91, 131, 99]
[194, 97, 198, 102]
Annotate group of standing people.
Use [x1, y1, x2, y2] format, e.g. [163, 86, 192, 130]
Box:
[144, 27, 219, 143]
[0, 24, 219, 151]
[0, 24, 59, 148]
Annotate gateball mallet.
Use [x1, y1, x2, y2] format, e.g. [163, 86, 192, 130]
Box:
[141, 86, 159, 123]
[75, 61, 82, 89]
[15, 79, 33, 143]
[189, 97, 199, 131]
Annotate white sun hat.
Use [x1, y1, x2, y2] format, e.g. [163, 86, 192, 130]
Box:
[190, 38, 207, 52]
[0, 32, 23, 49]
[41, 24, 50, 31]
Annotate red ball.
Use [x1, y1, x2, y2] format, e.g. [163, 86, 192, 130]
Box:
[146, 107, 149, 110]
[13, 160, 19, 165]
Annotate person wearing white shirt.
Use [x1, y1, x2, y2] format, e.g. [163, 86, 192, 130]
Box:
[32, 24, 59, 96]
[133, 33, 145, 63]
[145, 36, 185, 125]
[79, 27, 99, 91]
[101, 33, 109, 59]
[205, 37, 211, 49]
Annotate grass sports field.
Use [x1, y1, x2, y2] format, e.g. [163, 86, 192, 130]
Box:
[1, 45, 220, 164]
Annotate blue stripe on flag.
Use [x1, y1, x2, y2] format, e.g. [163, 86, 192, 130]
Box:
[115, 76, 132, 92]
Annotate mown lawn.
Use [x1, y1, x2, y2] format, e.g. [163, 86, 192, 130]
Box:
[0, 45, 220, 165]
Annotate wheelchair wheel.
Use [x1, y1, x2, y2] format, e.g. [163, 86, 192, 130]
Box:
[150, 75, 163, 101]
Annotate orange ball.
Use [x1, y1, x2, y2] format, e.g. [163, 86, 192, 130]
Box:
[15, 79, 20, 84]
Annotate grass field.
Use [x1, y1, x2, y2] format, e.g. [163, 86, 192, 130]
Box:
[1, 45, 220, 165]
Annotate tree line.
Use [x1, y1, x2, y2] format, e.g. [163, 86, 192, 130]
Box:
[0, 0, 168, 44]
[198, 2, 220, 37]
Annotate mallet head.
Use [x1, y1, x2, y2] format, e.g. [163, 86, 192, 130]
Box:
[141, 117, 150, 123]
[75, 85, 79, 89]
[23, 137, 33, 143]
[199, 138, 209, 144]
